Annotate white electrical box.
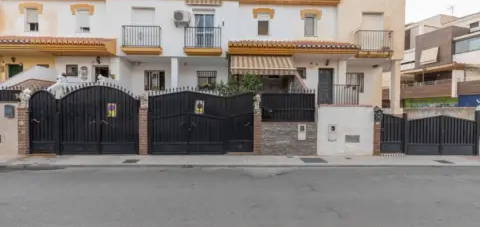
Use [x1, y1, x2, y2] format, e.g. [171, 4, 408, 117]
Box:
[298, 124, 307, 141]
[328, 124, 337, 142]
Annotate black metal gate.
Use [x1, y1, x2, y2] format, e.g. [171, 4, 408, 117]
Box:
[149, 91, 253, 154]
[381, 114, 478, 155]
[29, 86, 139, 155]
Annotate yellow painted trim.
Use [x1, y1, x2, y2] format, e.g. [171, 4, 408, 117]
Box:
[184, 48, 223, 56]
[253, 8, 275, 19]
[228, 47, 358, 55]
[356, 51, 393, 59]
[19, 2, 44, 14]
[70, 4, 95, 15]
[121, 47, 163, 55]
[300, 9, 322, 19]
[240, 0, 340, 6]
[0, 40, 116, 56]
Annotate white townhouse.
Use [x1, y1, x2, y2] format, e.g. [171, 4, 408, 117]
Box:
[0, 0, 405, 108]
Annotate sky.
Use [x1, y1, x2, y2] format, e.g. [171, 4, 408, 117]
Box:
[406, 0, 480, 23]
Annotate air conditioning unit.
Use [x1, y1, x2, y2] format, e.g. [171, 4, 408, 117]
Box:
[174, 10, 191, 27]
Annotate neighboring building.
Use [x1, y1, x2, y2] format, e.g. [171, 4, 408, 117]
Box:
[383, 13, 480, 109]
[1, 0, 404, 106]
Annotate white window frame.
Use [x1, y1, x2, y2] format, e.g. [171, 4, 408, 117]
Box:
[25, 8, 39, 32]
[76, 9, 91, 33]
[304, 15, 317, 37]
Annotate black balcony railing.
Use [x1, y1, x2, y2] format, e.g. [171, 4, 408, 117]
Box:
[184, 27, 222, 48]
[122, 25, 161, 48]
[333, 84, 360, 105]
[355, 30, 393, 51]
[261, 90, 316, 122]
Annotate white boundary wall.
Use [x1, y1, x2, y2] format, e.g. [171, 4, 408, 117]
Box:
[0, 102, 19, 156]
[317, 106, 374, 156]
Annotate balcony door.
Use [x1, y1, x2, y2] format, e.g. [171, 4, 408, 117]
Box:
[361, 13, 385, 50]
[130, 8, 155, 46]
[194, 14, 214, 47]
[318, 69, 333, 104]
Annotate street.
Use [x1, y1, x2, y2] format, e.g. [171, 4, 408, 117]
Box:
[1, 167, 480, 227]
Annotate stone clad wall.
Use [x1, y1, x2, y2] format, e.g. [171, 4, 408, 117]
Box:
[261, 122, 317, 156]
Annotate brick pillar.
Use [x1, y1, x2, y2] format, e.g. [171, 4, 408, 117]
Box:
[253, 112, 262, 154]
[138, 96, 149, 155]
[253, 94, 262, 154]
[17, 107, 29, 155]
[373, 122, 381, 155]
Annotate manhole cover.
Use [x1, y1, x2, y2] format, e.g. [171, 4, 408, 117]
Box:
[300, 158, 327, 163]
[123, 159, 140, 164]
[435, 160, 454, 164]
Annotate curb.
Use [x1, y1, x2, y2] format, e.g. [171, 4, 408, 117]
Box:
[2, 164, 480, 169]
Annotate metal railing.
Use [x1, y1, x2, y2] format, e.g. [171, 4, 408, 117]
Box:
[355, 30, 393, 51]
[122, 25, 161, 48]
[401, 79, 452, 88]
[333, 84, 360, 105]
[184, 27, 222, 48]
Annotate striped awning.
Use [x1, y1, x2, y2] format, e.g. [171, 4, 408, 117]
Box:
[230, 56, 297, 76]
[185, 0, 222, 5]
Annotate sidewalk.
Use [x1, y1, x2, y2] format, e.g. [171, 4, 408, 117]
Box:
[2, 154, 480, 168]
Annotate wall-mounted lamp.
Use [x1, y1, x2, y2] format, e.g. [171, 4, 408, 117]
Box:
[11, 57, 16, 63]
[325, 59, 330, 66]
[96, 56, 101, 64]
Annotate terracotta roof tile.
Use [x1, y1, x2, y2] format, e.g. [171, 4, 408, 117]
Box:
[229, 40, 359, 49]
[0, 36, 115, 46]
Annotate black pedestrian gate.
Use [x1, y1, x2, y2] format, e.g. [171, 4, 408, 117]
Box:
[30, 86, 139, 155]
[381, 114, 478, 155]
[149, 90, 254, 154]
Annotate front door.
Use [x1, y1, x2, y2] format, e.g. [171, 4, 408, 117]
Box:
[194, 14, 214, 47]
[318, 69, 333, 104]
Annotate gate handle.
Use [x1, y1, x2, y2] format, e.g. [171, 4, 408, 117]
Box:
[89, 120, 96, 125]
[31, 119, 40, 124]
[244, 122, 251, 127]
[191, 122, 197, 128]
[101, 120, 110, 125]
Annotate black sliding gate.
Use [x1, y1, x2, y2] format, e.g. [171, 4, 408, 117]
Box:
[381, 114, 478, 155]
[149, 91, 254, 154]
[30, 86, 139, 155]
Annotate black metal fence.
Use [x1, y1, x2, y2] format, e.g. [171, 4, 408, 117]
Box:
[184, 27, 222, 48]
[122, 25, 162, 47]
[355, 30, 393, 51]
[261, 91, 316, 122]
[381, 114, 478, 155]
[0, 87, 22, 102]
[333, 84, 360, 105]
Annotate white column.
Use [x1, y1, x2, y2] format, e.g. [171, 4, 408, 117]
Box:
[390, 60, 402, 114]
[170, 58, 179, 88]
[337, 60, 347, 84]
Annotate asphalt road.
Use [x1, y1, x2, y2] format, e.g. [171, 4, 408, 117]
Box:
[1, 167, 480, 227]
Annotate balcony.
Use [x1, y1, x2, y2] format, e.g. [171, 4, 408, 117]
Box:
[184, 27, 222, 56]
[121, 25, 162, 55]
[401, 79, 452, 99]
[355, 30, 393, 58]
[319, 84, 360, 105]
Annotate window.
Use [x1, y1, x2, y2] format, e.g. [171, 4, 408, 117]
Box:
[194, 14, 215, 47]
[404, 29, 411, 50]
[144, 71, 165, 91]
[455, 36, 480, 54]
[304, 16, 316, 36]
[470, 22, 479, 29]
[66, 65, 79, 77]
[297, 67, 306, 79]
[257, 13, 270, 36]
[197, 71, 217, 89]
[7, 64, 23, 78]
[346, 73, 365, 93]
[25, 8, 39, 32]
[76, 9, 90, 33]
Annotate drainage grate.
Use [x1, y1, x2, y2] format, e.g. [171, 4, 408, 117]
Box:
[300, 158, 328, 163]
[435, 160, 454, 164]
[122, 159, 140, 164]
